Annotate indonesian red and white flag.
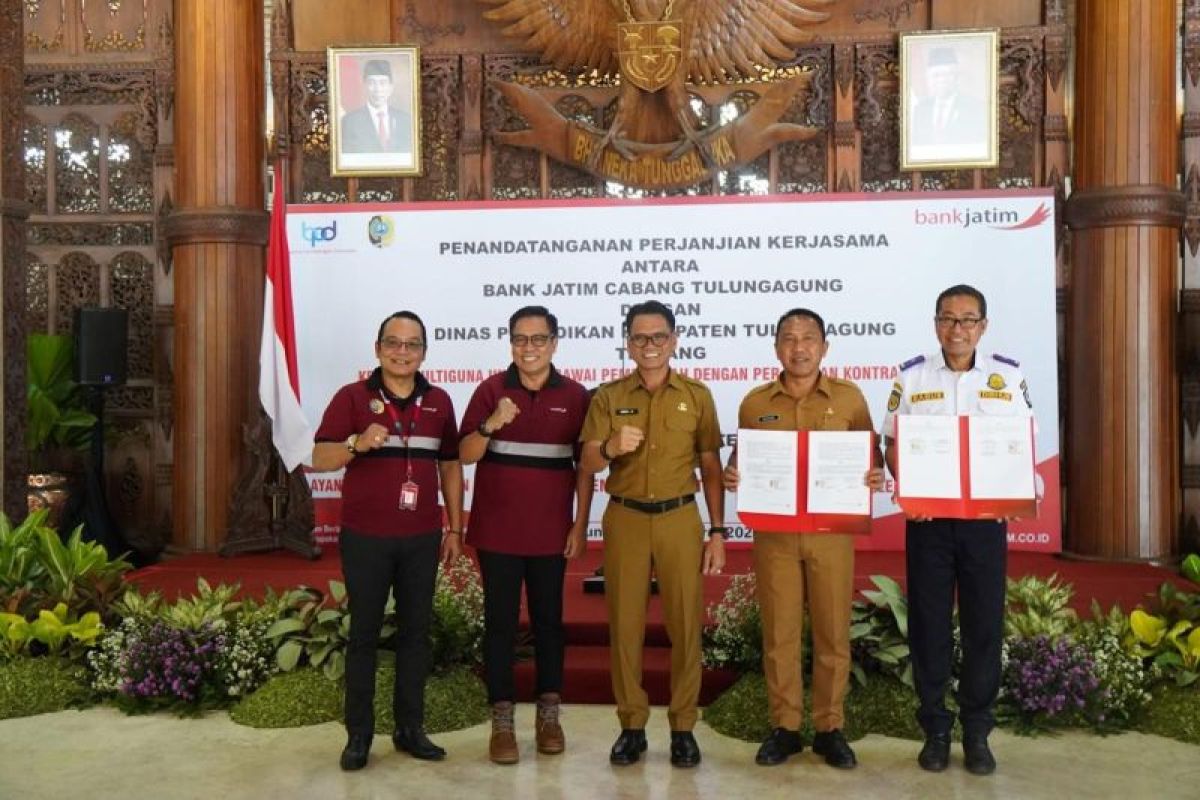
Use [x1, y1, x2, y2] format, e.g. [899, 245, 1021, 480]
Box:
[258, 167, 311, 471]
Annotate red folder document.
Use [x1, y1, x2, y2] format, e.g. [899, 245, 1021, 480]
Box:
[737, 430, 874, 535]
[896, 415, 1037, 519]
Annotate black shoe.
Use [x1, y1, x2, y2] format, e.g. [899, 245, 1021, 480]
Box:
[669, 731, 701, 768]
[918, 732, 951, 772]
[339, 733, 372, 771]
[392, 726, 447, 761]
[811, 729, 857, 769]
[963, 736, 996, 775]
[609, 728, 647, 765]
[755, 727, 803, 766]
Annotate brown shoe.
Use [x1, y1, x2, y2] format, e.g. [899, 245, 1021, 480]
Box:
[535, 692, 565, 755]
[489, 701, 519, 765]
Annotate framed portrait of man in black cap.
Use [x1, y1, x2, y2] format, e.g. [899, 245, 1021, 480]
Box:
[900, 29, 998, 170]
[328, 45, 423, 177]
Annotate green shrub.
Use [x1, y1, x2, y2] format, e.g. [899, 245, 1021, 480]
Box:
[1128, 583, 1200, 687]
[1137, 682, 1200, 745]
[0, 510, 131, 620]
[0, 656, 90, 719]
[850, 575, 912, 687]
[372, 664, 488, 734]
[703, 671, 922, 743]
[702, 573, 762, 673]
[230, 667, 342, 728]
[702, 672, 772, 742]
[0, 602, 101, 661]
[429, 557, 485, 672]
[1005, 573, 1078, 640]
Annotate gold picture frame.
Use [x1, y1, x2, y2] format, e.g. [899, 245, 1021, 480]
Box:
[899, 29, 999, 171]
[328, 45, 423, 178]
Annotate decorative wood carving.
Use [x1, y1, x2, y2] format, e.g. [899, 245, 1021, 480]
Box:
[24, 0, 65, 51]
[852, 0, 922, 28]
[397, 0, 466, 46]
[1186, 0, 1200, 87]
[3, 0, 29, 520]
[475, 0, 835, 190]
[1065, 185, 1187, 231]
[162, 207, 270, 247]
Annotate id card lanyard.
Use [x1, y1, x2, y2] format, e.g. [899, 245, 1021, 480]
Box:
[380, 389, 422, 510]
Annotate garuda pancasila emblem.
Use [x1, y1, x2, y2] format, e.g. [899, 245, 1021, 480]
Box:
[478, 0, 835, 188]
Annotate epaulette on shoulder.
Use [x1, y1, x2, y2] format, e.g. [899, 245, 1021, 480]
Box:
[992, 353, 1020, 368]
[747, 381, 775, 396]
[899, 354, 926, 372]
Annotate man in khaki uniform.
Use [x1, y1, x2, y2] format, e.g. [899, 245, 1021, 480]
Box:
[580, 300, 726, 769]
[725, 308, 883, 770]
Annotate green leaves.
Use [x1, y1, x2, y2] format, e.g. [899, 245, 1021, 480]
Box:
[850, 575, 913, 688]
[26, 333, 97, 453]
[1004, 573, 1078, 641]
[1182, 554, 1200, 585]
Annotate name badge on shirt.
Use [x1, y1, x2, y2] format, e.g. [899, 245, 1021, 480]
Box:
[979, 390, 1013, 401]
[615, 408, 639, 416]
[911, 391, 945, 404]
[757, 414, 780, 423]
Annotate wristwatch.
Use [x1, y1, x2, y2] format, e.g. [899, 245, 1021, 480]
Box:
[708, 526, 729, 539]
[477, 421, 494, 438]
[345, 433, 359, 454]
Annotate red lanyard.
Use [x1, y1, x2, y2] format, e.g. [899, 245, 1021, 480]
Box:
[379, 390, 422, 482]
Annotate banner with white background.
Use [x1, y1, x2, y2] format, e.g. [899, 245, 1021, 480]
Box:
[289, 190, 1060, 552]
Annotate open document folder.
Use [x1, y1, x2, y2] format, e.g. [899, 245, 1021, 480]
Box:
[736, 428, 874, 534]
[895, 414, 1037, 519]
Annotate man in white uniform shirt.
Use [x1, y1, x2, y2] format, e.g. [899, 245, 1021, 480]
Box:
[880, 284, 1033, 777]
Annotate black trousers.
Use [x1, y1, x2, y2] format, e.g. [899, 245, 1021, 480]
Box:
[905, 518, 1006, 738]
[340, 528, 440, 737]
[477, 549, 567, 704]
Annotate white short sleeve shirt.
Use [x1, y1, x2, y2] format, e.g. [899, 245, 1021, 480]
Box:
[880, 350, 1033, 441]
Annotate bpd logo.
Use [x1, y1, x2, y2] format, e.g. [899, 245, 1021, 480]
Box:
[368, 215, 395, 248]
[300, 220, 337, 247]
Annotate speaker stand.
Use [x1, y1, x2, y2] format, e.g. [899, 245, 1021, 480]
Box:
[68, 387, 129, 558]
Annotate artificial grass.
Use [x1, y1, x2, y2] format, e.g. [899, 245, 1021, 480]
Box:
[1136, 682, 1200, 745]
[703, 672, 923, 743]
[230, 668, 342, 728]
[230, 664, 489, 733]
[0, 657, 90, 720]
[372, 665, 489, 735]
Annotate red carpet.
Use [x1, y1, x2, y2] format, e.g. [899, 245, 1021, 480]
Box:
[129, 547, 1194, 704]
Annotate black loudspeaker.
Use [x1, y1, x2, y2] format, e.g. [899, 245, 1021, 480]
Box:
[75, 307, 128, 387]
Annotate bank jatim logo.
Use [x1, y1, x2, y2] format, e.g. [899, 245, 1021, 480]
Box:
[368, 215, 396, 248]
[300, 220, 338, 247]
[913, 201, 1050, 231]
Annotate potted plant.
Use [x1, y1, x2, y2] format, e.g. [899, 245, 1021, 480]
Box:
[26, 333, 97, 529]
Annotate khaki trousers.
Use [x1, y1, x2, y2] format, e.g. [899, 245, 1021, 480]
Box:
[754, 531, 854, 732]
[602, 500, 704, 731]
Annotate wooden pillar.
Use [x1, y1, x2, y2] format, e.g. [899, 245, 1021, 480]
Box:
[1065, 0, 1183, 560]
[167, 0, 268, 551]
[0, 0, 27, 521]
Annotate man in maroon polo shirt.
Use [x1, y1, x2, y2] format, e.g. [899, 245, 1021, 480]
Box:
[311, 310, 464, 772]
[458, 305, 593, 765]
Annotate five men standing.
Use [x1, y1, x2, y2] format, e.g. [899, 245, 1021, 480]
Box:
[310, 289, 1031, 778]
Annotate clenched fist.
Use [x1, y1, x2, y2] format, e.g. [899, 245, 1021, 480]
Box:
[484, 396, 520, 434]
[607, 425, 645, 457]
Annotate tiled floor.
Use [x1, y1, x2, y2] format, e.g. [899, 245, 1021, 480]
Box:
[2, 704, 1197, 799]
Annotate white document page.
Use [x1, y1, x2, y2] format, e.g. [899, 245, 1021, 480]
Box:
[736, 428, 798, 515]
[897, 415, 961, 499]
[806, 431, 872, 515]
[968, 416, 1036, 499]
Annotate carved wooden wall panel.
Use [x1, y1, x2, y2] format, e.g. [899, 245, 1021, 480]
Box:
[21, 0, 173, 553]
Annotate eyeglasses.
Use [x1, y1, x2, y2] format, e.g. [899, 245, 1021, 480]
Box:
[510, 334, 554, 347]
[379, 337, 425, 352]
[934, 316, 984, 331]
[628, 332, 672, 348]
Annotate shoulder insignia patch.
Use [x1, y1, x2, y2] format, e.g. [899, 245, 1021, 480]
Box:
[1021, 379, 1033, 409]
[992, 353, 1020, 368]
[887, 384, 902, 412]
[899, 355, 926, 372]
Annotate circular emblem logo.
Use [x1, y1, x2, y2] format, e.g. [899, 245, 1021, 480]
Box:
[987, 373, 1006, 390]
[369, 398, 386, 415]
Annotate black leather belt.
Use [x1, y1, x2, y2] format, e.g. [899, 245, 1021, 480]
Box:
[609, 494, 695, 514]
